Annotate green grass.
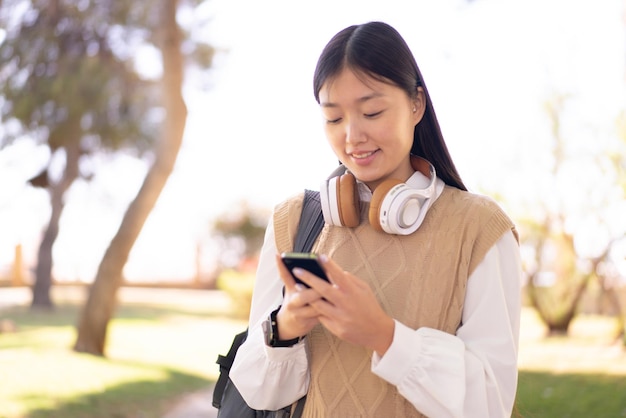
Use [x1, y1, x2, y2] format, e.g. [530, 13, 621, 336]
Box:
[0, 299, 246, 418]
[1, 293, 625, 418]
[517, 371, 626, 418]
[516, 309, 626, 417]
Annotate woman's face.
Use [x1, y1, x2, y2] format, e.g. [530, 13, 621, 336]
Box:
[318, 68, 424, 191]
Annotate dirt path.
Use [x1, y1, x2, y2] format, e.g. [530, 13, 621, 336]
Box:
[162, 384, 218, 418]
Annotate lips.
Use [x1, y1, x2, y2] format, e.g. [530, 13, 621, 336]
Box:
[350, 150, 376, 159]
[348, 150, 379, 167]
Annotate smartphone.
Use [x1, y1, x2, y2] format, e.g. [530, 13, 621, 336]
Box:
[281, 252, 329, 287]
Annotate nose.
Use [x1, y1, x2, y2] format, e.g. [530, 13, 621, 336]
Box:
[345, 118, 365, 145]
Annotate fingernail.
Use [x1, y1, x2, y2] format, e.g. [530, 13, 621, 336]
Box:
[293, 267, 304, 277]
[319, 254, 328, 263]
[295, 284, 305, 292]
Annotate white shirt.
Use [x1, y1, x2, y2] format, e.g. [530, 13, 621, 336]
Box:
[230, 172, 522, 417]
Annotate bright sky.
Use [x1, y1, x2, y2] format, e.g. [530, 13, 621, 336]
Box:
[0, 0, 624, 282]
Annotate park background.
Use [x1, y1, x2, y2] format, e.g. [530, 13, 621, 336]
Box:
[1, 0, 626, 417]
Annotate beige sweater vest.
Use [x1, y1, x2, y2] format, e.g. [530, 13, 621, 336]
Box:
[273, 186, 517, 418]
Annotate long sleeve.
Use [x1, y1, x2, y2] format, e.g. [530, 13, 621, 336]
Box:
[372, 230, 522, 417]
[229, 218, 310, 410]
[231, 200, 521, 416]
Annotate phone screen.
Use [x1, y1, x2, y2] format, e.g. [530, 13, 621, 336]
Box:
[281, 252, 329, 286]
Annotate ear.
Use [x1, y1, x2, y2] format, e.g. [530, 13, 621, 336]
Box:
[411, 87, 426, 126]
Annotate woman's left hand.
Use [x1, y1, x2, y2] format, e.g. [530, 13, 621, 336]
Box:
[291, 254, 395, 356]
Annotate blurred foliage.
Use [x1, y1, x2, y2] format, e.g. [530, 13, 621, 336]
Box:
[616, 109, 626, 196]
[522, 219, 594, 334]
[216, 269, 255, 319]
[0, 0, 216, 155]
[0, 0, 165, 308]
[211, 201, 270, 269]
[517, 92, 626, 336]
[0, 0, 162, 156]
[0, 0, 217, 309]
[211, 202, 270, 319]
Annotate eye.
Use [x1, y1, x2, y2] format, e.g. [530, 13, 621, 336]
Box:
[325, 117, 342, 124]
[365, 110, 383, 119]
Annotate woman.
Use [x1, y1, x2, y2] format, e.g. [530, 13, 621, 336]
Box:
[230, 21, 521, 417]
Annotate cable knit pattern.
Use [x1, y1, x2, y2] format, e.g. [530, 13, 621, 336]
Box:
[272, 186, 516, 418]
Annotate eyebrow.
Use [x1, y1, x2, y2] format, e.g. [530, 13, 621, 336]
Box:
[320, 92, 384, 108]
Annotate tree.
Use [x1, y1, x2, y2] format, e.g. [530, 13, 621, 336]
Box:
[523, 217, 604, 335]
[519, 95, 590, 335]
[211, 201, 270, 270]
[519, 94, 626, 335]
[73, 0, 188, 356]
[517, 0, 626, 341]
[601, 109, 626, 345]
[0, 0, 158, 309]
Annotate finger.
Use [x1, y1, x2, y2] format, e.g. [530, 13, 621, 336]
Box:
[292, 266, 334, 294]
[275, 253, 298, 291]
[292, 267, 344, 306]
[317, 254, 349, 287]
[308, 297, 339, 317]
[291, 303, 321, 320]
[291, 286, 324, 306]
[277, 303, 320, 339]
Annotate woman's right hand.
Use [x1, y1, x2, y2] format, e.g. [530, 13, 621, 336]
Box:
[274, 253, 323, 341]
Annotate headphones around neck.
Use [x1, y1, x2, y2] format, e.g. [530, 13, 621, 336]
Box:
[320, 156, 437, 235]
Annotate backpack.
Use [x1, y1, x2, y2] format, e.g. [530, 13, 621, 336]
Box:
[213, 189, 324, 418]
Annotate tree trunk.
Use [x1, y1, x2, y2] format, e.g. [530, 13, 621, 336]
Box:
[526, 230, 592, 335]
[31, 188, 60, 309]
[73, 0, 187, 356]
[31, 137, 81, 310]
[545, 275, 590, 335]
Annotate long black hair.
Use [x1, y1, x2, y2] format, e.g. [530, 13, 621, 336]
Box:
[313, 21, 467, 191]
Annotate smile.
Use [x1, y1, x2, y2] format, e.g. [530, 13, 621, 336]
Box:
[351, 151, 376, 159]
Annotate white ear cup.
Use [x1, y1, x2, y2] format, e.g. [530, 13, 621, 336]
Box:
[377, 181, 435, 235]
[320, 156, 437, 235]
[320, 177, 340, 226]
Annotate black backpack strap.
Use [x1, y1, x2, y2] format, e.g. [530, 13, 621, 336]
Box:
[284, 189, 321, 417]
[213, 329, 248, 408]
[291, 395, 307, 418]
[214, 189, 323, 415]
[294, 189, 324, 253]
